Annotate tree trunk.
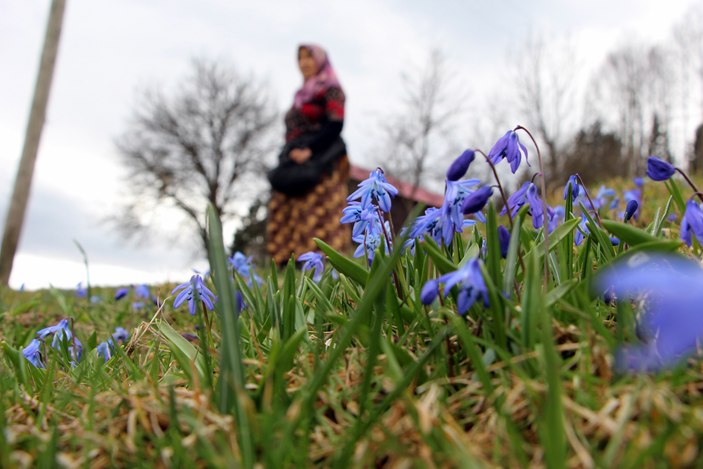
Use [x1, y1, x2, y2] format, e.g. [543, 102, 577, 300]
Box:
[0, 0, 67, 286]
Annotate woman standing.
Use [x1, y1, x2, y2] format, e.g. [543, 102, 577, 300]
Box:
[267, 44, 350, 266]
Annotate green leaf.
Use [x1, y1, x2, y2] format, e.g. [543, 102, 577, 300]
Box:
[154, 320, 206, 381]
[420, 237, 457, 274]
[315, 238, 367, 286]
[601, 220, 662, 246]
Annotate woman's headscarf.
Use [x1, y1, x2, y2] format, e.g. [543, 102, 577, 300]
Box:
[293, 44, 342, 109]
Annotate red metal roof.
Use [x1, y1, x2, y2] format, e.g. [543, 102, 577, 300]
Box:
[349, 164, 444, 208]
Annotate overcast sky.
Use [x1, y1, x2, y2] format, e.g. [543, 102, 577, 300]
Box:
[1, 0, 700, 289]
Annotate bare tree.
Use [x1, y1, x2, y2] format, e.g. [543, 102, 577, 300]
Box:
[374, 48, 467, 192]
[588, 42, 672, 175]
[114, 59, 279, 256]
[512, 33, 579, 186]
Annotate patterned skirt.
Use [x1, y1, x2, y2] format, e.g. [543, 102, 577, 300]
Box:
[266, 156, 351, 266]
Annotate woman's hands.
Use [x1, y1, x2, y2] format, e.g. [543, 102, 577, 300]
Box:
[289, 147, 312, 163]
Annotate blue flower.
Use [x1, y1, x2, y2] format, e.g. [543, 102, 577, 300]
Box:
[341, 203, 379, 238]
[135, 284, 150, 299]
[446, 149, 475, 181]
[115, 287, 129, 301]
[298, 251, 325, 283]
[596, 254, 703, 371]
[228, 252, 262, 286]
[500, 181, 530, 218]
[633, 177, 644, 187]
[548, 206, 564, 233]
[435, 258, 489, 315]
[563, 175, 580, 200]
[497, 225, 510, 258]
[488, 130, 529, 173]
[113, 327, 129, 344]
[441, 178, 480, 245]
[172, 275, 217, 316]
[526, 183, 545, 229]
[574, 216, 589, 246]
[594, 185, 616, 210]
[347, 168, 398, 213]
[36, 319, 82, 364]
[624, 200, 639, 222]
[408, 207, 442, 243]
[623, 189, 641, 220]
[646, 156, 676, 181]
[96, 340, 114, 363]
[461, 186, 493, 215]
[76, 282, 87, 298]
[420, 279, 439, 305]
[22, 339, 44, 368]
[681, 199, 703, 247]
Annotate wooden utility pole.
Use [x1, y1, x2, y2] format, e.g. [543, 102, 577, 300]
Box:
[0, 0, 67, 286]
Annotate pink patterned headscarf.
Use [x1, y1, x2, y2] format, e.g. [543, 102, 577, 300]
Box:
[293, 44, 342, 109]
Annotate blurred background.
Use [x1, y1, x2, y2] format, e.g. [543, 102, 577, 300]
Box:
[1, 0, 701, 289]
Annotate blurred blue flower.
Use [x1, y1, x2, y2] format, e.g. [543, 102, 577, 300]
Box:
[596, 254, 703, 371]
[436, 258, 488, 315]
[115, 288, 129, 301]
[113, 327, 129, 344]
[633, 177, 644, 187]
[22, 339, 44, 368]
[298, 251, 325, 283]
[446, 149, 475, 181]
[228, 251, 262, 286]
[563, 175, 580, 201]
[347, 168, 398, 213]
[681, 199, 703, 247]
[420, 279, 439, 305]
[76, 282, 87, 298]
[488, 130, 529, 173]
[135, 284, 150, 299]
[500, 182, 530, 218]
[497, 225, 510, 258]
[594, 185, 616, 210]
[172, 275, 217, 316]
[646, 156, 676, 181]
[548, 206, 565, 233]
[461, 186, 493, 215]
[96, 340, 114, 363]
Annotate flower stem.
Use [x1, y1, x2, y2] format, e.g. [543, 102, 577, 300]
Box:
[676, 168, 703, 203]
[516, 125, 550, 286]
[476, 149, 513, 229]
[574, 174, 603, 227]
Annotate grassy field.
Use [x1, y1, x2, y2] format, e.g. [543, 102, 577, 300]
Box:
[3, 148, 703, 468]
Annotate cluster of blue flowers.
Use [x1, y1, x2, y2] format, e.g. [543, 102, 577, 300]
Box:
[341, 168, 398, 263]
[22, 319, 129, 368]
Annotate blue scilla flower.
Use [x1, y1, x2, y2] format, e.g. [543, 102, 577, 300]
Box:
[488, 130, 529, 174]
[37, 319, 82, 364]
[113, 327, 129, 344]
[563, 175, 580, 201]
[441, 178, 481, 245]
[433, 258, 489, 315]
[172, 275, 217, 316]
[634, 177, 644, 187]
[76, 282, 87, 298]
[461, 186, 493, 215]
[574, 216, 589, 246]
[526, 183, 545, 229]
[497, 225, 510, 258]
[135, 284, 150, 300]
[420, 279, 439, 305]
[115, 287, 129, 301]
[593, 185, 616, 210]
[228, 252, 262, 286]
[446, 149, 475, 181]
[22, 339, 44, 368]
[596, 254, 703, 371]
[681, 200, 703, 247]
[298, 251, 325, 283]
[347, 168, 398, 213]
[647, 156, 676, 181]
[96, 340, 114, 363]
[341, 203, 379, 238]
[624, 200, 639, 222]
[501, 181, 530, 218]
[409, 207, 442, 243]
[548, 206, 565, 234]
